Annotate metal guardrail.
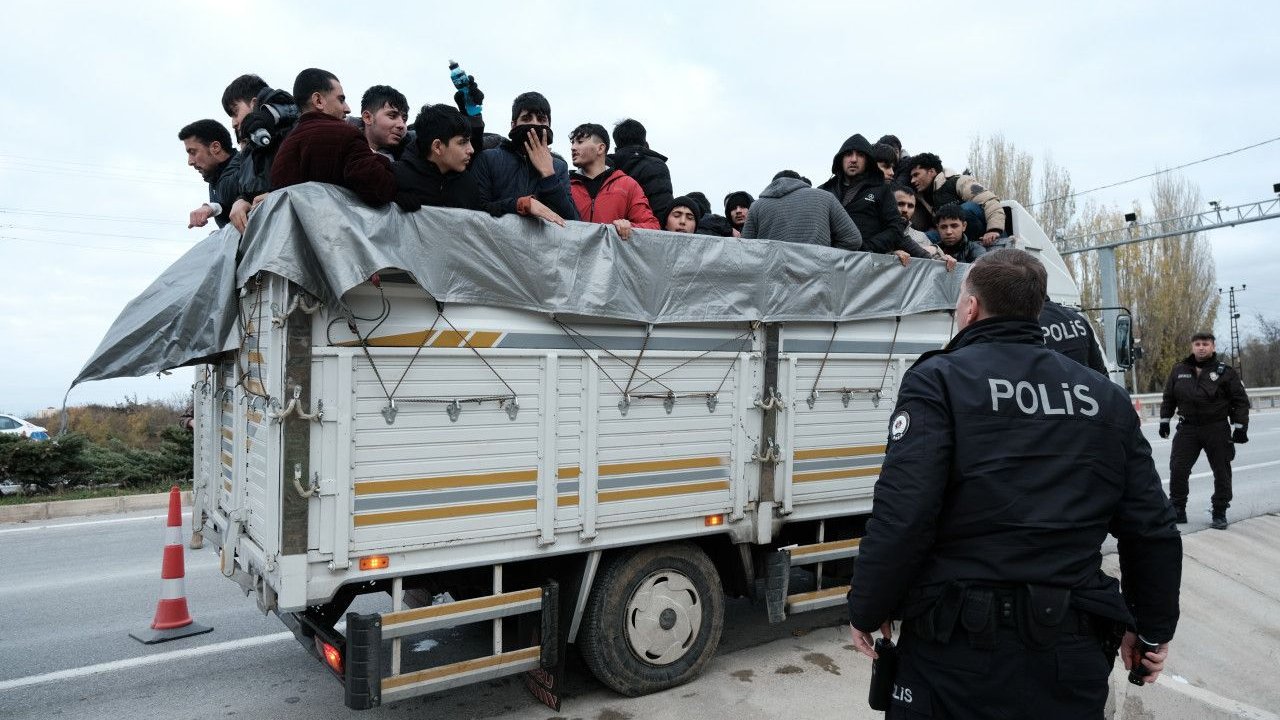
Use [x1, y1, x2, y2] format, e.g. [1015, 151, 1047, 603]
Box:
[1130, 386, 1280, 419]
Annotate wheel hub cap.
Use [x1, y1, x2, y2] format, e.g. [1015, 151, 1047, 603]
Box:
[625, 570, 703, 666]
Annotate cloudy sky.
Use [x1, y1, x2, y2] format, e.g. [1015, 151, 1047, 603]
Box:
[2, 0, 1278, 414]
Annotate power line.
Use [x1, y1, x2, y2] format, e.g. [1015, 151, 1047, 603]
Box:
[0, 207, 174, 226]
[1028, 134, 1280, 209]
[0, 163, 195, 187]
[1, 224, 192, 243]
[0, 154, 191, 182]
[0, 235, 185, 258]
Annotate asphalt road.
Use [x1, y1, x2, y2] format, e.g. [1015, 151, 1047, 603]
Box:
[0, 410, 1276, 720]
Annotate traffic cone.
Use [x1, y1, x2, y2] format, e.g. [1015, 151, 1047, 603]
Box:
[130, 485, 213, 644]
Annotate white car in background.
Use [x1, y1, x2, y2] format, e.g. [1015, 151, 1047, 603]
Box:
[0, 413, 48, 441]
[1, 413, 48, 496]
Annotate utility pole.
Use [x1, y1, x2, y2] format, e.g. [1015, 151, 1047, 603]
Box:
[1220, 284, 1246, 379]
[1059, 194, 1280, 369]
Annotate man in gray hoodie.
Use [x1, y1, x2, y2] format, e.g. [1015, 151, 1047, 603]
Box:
[741, 171, 862, 250]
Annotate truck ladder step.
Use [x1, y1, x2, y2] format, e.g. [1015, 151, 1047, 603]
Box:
[382, 587, 542, 638]
[341, 581, 559, 709]
[765, 537, 861, 624]
[785, 585, 850, 615]
[787, 538, 861, 566]
[381, 646, 541, 702]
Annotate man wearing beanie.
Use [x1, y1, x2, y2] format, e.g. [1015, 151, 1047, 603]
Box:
[472, 91, 578, 221]
[663, 195, 701, 233]
[818, 133, 930, 262]
[683, 191, 734, 236]
[743, 170, 861, 249]
[609, 118, 674, 220]
[724, 191, 754, 235]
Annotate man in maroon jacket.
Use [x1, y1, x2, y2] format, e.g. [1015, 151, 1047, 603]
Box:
[568, 123, 658, 240]
[269, 68, 396, 207]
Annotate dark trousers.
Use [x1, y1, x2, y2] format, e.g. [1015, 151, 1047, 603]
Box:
[1169, 421, 1234, 512]
[888, 625, 1109, 719]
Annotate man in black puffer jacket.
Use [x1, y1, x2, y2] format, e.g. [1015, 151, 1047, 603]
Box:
[819, 133, 931, 262]
[608, 118, 674, 220]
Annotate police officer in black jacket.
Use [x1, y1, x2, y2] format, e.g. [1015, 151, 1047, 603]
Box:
[1159, 332, 1249, 529]
[1040, 298, 1107, 374]
[847, 249, 1182, 719]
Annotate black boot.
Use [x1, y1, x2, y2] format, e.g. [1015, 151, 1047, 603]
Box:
[1211, 511, 1228, 530]
[1174, 507, 1188, 524]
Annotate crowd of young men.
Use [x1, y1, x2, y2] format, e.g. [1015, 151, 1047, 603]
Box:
[179, 67, 1010, 271]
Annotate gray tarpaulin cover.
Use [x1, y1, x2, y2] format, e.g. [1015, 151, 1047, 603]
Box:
[75, 183, 963, 385]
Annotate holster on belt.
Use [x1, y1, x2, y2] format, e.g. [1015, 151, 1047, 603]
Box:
[1018, 584, 1072, 649]
[914, 581, 968, 643]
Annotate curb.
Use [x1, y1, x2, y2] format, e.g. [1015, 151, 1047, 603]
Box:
[0, 490, 192, 524]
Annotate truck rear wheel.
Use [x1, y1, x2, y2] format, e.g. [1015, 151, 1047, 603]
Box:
[579, 542, 724, 696]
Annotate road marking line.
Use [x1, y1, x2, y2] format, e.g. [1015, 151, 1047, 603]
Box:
[1160, 459, 1280, 487]
[0, 631, 296, 692]
[1151, 674, 1280, 720]
[1191, 459, 1280, 479]
[0, 558, 221, 596]
[0, 513, 185, 535]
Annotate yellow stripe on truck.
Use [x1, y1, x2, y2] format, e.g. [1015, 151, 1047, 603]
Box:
[354, 499, 537, 527]
[599, 479, 730, 503]
[792, 467, 881, 483]
[793, 445, 885, 461]
[356, 469, 538, 496]
[468, 331, 502, 348]
[598, 456, 726, 477]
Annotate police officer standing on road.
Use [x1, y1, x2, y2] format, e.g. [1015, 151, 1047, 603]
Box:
[1159, 332, 1250, 529]
[1040, 298, 1108, 374]
[847, 249, 1182, 719]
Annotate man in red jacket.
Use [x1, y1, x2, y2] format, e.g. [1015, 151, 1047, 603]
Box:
[568, 123, 659, 239]
[270, 68, 396, 207]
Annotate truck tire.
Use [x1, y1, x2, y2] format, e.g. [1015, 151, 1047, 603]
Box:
[578, 542, 724, 697]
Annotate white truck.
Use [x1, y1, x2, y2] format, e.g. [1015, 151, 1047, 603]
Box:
[121, 184, 1100, 709]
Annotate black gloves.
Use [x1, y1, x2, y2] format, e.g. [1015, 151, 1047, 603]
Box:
[1158, 421, 1170, 439]
[1232, 427, 1249, 444]
[454, 75, 484, 117]
[240, 106, 278, 146]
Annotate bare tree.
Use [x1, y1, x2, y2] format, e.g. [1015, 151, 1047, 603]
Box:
[1061, 199, 1123, 311]
[1239, 314, 1280, 387]
[1035, 155, 1076, 247]
[967, 133, 1034, 207]
[1119, 174, 1220, 391]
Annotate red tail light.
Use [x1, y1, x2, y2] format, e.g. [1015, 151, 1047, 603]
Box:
[316, 637, 343, 674]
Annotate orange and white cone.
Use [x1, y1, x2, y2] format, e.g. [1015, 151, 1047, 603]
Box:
[131, 485, 213, 644]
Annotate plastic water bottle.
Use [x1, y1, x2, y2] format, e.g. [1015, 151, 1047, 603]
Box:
[448, 60, 482, 116]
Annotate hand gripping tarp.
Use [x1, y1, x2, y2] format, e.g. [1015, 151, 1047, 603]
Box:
[74, 183, 964, 385]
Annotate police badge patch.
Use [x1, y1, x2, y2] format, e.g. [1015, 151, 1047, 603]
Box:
[890, 411, 911, 441]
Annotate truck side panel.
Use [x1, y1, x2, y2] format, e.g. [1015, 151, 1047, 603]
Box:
[348, 354, 545, 551]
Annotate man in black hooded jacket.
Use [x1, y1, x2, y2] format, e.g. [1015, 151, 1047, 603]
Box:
[819, 133, 930, 262]
[609, 118, 674, 220]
